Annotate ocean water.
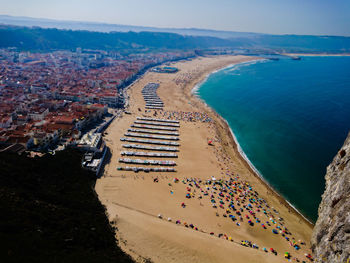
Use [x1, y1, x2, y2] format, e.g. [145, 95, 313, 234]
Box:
[198, 56, 350, 222]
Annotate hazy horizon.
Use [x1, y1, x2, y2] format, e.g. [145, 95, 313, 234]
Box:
[0, 0, 349, 36]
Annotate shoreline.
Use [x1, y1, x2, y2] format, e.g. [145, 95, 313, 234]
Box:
[188, 59, 314, 226]
[221, 115, 313, 226]
[191, 59, 268, 95]
[96, 55, 314, 263]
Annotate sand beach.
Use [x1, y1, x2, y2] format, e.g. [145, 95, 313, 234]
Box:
[95, 55, 314, 263]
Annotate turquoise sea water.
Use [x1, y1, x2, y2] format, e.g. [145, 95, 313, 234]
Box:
[198, 56, 350, 222]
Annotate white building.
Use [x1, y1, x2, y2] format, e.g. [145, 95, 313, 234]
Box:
[77, 132, 102, 152]
[28, 108, 49, 121]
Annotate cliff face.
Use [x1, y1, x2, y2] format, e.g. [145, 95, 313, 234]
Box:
[311, 132, 350, 263]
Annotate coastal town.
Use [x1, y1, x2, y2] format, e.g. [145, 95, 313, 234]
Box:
[0, 42, 321, 262]
[0, 48, 194, 165]
[0, 47, 318, 262]
[1, 1, 349, 262]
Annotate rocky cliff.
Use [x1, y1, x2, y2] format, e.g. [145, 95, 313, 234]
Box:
[311, 132, 350, 263]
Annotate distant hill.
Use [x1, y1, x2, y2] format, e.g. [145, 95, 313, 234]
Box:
[0, 25, 234, 51]
[0, 14, 263, 39]
[0, 15, 350, 53]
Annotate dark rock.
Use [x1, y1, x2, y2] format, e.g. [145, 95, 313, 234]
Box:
[311, 132, 350, 263]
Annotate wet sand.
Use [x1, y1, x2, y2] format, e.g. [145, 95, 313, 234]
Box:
[95, 55, 314, 263]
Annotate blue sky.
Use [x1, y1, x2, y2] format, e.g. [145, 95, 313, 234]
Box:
[1, 0, 349, 36]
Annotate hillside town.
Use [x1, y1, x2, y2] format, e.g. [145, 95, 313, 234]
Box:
[0, 48, 194, 160]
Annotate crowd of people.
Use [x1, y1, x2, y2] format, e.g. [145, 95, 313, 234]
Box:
[154, 174, 313, 262]
[159, 110, 213, 123]
[172, 68, 201, 87]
